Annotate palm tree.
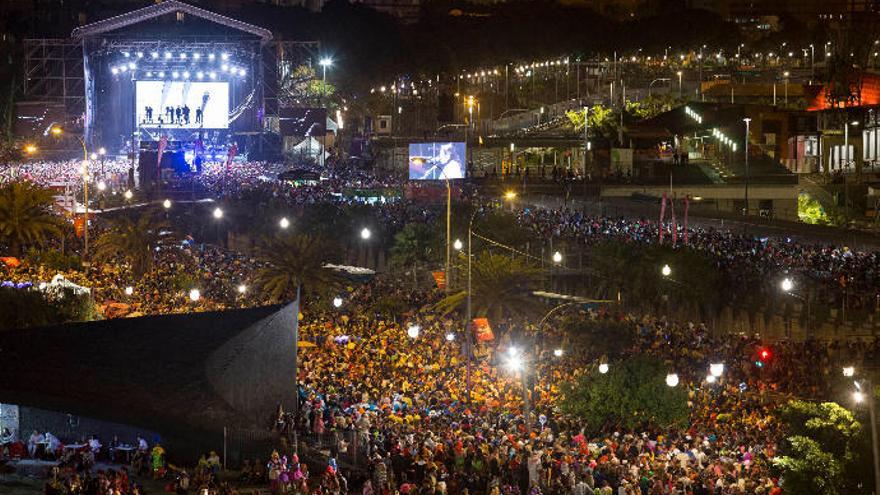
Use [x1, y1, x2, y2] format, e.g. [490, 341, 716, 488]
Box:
[93, 209, 169, 277]
[435, 253, 545, 322]
[0, 181, 61, 256]
[255, 234, 341, 302]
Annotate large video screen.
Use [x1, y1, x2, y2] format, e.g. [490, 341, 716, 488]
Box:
[135, 81, 229, 129]
[408, 142, 466, 180]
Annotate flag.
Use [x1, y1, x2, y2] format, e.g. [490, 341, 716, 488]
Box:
[684, 196, 690, 245]
[671, 197, 678, 245]
[472, 318, 494, 342]
[431, 271, 447, 290]
[659, 192, 667, 243]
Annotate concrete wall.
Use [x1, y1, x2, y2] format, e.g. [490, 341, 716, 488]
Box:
[600, 184, 800, 220]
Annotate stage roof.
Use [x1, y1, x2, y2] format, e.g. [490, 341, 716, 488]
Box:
[71, 0, 273, 43]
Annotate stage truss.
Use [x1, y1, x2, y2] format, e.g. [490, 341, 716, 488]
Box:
[22, 38, 85, 119]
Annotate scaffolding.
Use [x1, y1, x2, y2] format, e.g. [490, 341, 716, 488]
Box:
[22, 38, 85, 117]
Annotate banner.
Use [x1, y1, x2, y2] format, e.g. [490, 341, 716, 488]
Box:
[74, 215, 86, 238]
[431, 271, 447, 290]
[671, 197, 678, 245]
[472, 318, 495, 342]
[684, 196, 690, 245]
[659, 192, 667, 243]
[157, 135, 168, 180]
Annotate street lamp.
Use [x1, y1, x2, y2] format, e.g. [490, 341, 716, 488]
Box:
[407, 324, 421, 339]
[360, 227, 371, 240]
[710, 362, 724, 377]
[504, 190, 517, 200]
[332, 296, 343, 308]
[843, 366, 856, 377]
[661, 264, 672, 277]
[163, 199, 172, 209]
[453, 239, 463, 250]
[318, 56, 333, 168]
[598, 363, 609, 374]
[552, 251, 563, 264]
[445, 332, 456, 342]
[24, 144, 37, 155]
[124, 189, 133, 200]
[279, 217, 290, 229]
[97, 181, 107, 192]
[553, 348, 564, 357]
[783, 71, 790, 105]
[237, 284, 247, 294]
[846, 369, 880, 495]
[781, 277, 794, 292]
[676, 71, 683, 97]
[189, 288, 201, 302]
[666, 373, 680, 387]
[124, 286, 134, 296]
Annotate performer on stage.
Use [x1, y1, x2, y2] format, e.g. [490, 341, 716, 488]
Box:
[420, 143, 465, 180]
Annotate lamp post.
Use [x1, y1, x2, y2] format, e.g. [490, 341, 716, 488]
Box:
[51, 125, 91, 261]
[783, 71, 790, 106]
[98, 147, 106, 176]
[676, 71, 683, 98]
[781, 276, 811, 338]
[465, 209, 478, 405]
[847, 369, 880, 495]
[844, 120, 859, 222]
[318, 57, 333, 169]
[743, 118, 751, 217]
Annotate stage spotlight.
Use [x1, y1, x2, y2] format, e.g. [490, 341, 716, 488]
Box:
[182, 71, 190, 79]
[196, 71, 204, 79]
[209, 72, 217, 80]
[221, 52, 229, 60]
[221, 63, 229, 72]
[146, 71, 153, 77]
[127, 62, 136, 70]
[208, 53, 216, 61]
[122, 51, 130, 58]
[151, 52, 159, 59]
[172, 71, 180, 78]
[120, 65, 128, 72]
[164, 51, 172, 59]
[193, 53, 201, 60]
[179, 53, 187, 59]
[238, 68, 246, 76]
[136, 52, 143, 58]
[111, 67, 119, 75]
[158, 71, 165, 78]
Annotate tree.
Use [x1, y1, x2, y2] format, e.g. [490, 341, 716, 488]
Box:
[560, 356, 688, 433]
[773, 400, 872, 495]
[566, 104, 617, 139]
[390, 223, 441, 269]
[255, 234, 342, 301]
[0, 284, 98, 331]
[93, 210, 168, 277]
[279, 63, 337, 108]
[0, 181, 61, 256]
[588, 242, 722, 319]
[435, 253, 544, 322]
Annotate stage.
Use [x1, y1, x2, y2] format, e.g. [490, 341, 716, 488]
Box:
[17, 0, 321, 184]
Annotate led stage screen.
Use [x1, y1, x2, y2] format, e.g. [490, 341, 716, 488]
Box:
[408, 142, 466, 180]
[136, 81, 229, 129]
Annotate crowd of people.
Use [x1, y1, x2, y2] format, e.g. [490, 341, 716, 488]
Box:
[5, 157, 880, 495]
[280, 270, 880, 495]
